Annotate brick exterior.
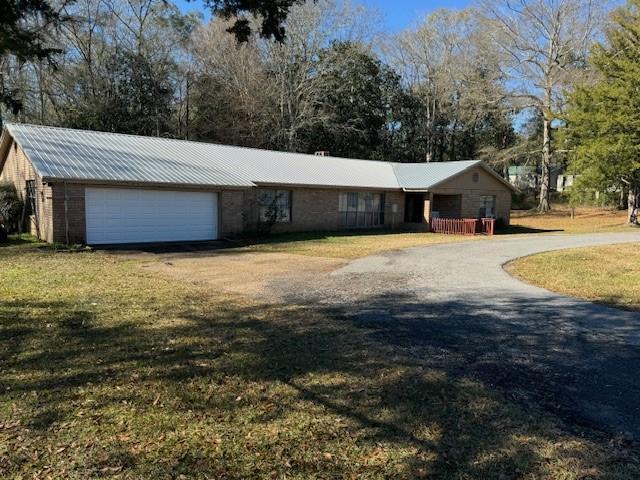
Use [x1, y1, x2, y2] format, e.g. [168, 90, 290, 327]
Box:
[220, 190, 245, 235]
[430, 165, 512, 226]
[0, 141, 54, 241]
[50, 183, 86, 244]
[1, 138, 511, 243]
[432, 194, 462, 218]
[221, 187, 406, 236]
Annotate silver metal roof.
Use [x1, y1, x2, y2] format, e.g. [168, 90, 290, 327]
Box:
[393, 160, 482, 191]
[3, 124, 502, 191]
[5, 124, 255, 188]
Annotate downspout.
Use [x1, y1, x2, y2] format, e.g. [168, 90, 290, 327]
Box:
[64, 181, 70, 245]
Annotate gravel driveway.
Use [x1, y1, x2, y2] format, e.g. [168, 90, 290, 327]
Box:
[271, 232, 640, 439]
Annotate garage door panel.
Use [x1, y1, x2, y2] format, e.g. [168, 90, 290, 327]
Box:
[85, 188, 218, 244]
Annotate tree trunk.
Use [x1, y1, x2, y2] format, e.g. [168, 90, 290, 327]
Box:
[619, 185, 628, 210]
[538, 116, 552, 212]
[628, 182, 639, 225]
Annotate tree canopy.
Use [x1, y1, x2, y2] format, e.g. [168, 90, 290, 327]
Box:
[1, 0, 626, 203]
[203, 0, 307, 41]
[0, 0, 67, 113]
[563, 0, 640, 223]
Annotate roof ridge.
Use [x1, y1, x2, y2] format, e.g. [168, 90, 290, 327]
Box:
[6, 123, 397, 166]
[5, 123, 480, 168]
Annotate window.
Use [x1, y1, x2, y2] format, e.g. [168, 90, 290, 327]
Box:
[479, 195, 496, 218]
[257, 189, 291, 223]
[338, 192, 385, 228]
[25, 180, 37, 217]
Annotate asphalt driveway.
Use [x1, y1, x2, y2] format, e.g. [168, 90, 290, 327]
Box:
[270, 232, 640, 439]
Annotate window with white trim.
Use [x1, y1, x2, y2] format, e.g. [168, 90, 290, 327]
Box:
[257, 189, 291, 223]
[338, 192, 385, 227]
[479, 195, 496, 218]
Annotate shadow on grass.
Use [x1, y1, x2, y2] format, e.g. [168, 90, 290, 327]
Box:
[95, 228, 430, 255]
[1, 256, 639, 477]
[0, 234, 42, 247]
[497, 225, 564, 235]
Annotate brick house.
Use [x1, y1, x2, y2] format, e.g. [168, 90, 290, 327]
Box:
[0, 123, 514, 245]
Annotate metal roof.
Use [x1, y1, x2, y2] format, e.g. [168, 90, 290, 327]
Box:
[2, 124, 508, 191]
[393, 160, 482, 191]
[4, 124, 255, 188]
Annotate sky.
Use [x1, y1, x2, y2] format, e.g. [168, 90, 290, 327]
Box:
[364, 0, 472, 31]
[175, 0, 474, 33]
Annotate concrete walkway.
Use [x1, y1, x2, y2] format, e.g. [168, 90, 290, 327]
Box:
[278, 232, 640, 438]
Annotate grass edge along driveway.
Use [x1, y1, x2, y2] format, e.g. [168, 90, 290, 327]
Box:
[507, 242, 640, 312]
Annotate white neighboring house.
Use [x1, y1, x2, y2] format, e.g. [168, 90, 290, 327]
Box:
[556, 174, 579, 192]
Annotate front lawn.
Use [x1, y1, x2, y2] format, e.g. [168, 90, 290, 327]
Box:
[510, 206, 628, 234]
[507, 243, 640, 312]
[237, 230, 477, 259]
[2, 242, 640, 479]
[237, 207, 630, 260]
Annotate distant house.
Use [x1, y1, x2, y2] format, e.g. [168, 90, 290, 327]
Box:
[508, 165, 561, 193]
[0, 124, 514, 245]
[508, 165, 538, 190]
[556, 174, 578, 192]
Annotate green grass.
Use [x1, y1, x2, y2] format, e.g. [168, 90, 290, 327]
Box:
[507, 243, 640, 312]
[2, 242, 640, 478]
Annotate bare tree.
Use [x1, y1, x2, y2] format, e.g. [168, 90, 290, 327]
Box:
[386, 8, 506, 162]
[189, 19, 275, 146]
[262, 0, 380, 151]
[480, 0, 602, 212]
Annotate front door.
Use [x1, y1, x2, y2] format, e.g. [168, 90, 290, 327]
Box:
[404, 193, 425, 223]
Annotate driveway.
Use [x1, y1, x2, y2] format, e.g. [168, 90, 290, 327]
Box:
[269, 232, 640, 439]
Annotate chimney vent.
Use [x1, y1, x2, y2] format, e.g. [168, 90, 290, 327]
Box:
[314, 151, 330, 157]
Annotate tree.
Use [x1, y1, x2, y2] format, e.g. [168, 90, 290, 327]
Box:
[189, 19, 275, 146]
[481, 0, 602, 212]
[387, 8, 511, 163]
[63, 50, 175, 135]
[563, 0, 640, 225]
[301, 41, 404, 159]
[29, 0, 198, 136]
[262, 0, 378, 152]
[0, 0, 68, 118]
[202, 0, 307, 42]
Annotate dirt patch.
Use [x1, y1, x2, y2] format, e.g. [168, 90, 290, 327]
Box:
[140, 251, 345, 300]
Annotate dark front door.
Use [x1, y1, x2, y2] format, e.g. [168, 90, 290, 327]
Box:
[404, 193, 425, 223]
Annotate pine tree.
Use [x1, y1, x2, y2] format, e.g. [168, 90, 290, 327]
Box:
[564, 0, 640, 224]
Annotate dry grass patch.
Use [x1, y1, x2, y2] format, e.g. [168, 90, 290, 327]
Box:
[2, 241, 640, 478]
[142, 251, 344, 300]
[234, 231, 477, 259]
[507, 243, 640, 311]
[511, 206, 628, 234]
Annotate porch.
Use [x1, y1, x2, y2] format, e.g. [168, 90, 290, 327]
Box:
[403, 192, 496, 235]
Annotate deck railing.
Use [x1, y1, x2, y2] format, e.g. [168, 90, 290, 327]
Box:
[431, 217, 496, 236]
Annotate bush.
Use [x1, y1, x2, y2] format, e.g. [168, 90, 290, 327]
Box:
[0, 182, 24, 233]
[511, 192, 537, 210]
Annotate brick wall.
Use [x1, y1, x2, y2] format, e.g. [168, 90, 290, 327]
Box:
[0, 141, 54, 241]
[220, 190, 245, 236]
[50, 183, 86, 244]
[432, 194, 462, 218]
[431, 165, 512, 225]
[232, 187, 405, 235]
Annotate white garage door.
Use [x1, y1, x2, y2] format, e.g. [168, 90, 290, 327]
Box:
[85, 188, 218, 244]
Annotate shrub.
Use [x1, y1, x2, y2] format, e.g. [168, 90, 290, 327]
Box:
[0, 182, 24, 233]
